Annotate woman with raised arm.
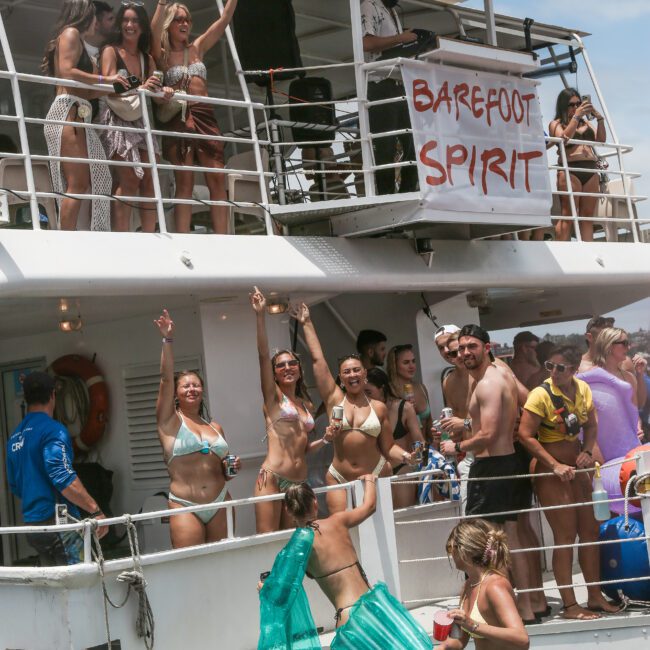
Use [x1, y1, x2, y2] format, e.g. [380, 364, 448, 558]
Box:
[250, 287, 334, 534]
[518, 345, 619, 619]
[98, 2, 174, 232]
[154, 309, 240, 548]
[365, 368, 424, 508]
[42, 0, 128, 231]
[258, 478, 432, 649]
[439, 519, 529, 650]
[386, 344, 433, 441]
[294, 303, 414, 514]
[151, 0, 238, 234]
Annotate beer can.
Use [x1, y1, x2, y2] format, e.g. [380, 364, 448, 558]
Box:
[403, 383, 414, 400]
[225, 454, 238, 477]
[153, 70, 164, 84]
[331, 405, 344, 427]
[411, 441, 424, 463]
[441, 407, 453, 419]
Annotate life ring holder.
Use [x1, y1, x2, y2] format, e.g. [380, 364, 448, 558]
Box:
[50, 354, 109, 453]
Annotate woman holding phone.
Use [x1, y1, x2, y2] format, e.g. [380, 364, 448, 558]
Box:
[549, 88, 606, 242]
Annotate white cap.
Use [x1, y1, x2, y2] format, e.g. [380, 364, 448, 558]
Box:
[434, 324, 460, 341]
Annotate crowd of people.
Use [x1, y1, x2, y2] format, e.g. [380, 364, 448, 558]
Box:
[8, 299, 649, 646]
[39, 0, 236, 233]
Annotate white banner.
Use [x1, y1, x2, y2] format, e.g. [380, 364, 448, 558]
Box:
[401, 61, 551, 215]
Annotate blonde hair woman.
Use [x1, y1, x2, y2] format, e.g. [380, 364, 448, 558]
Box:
[151, 0, 238, 233]
[386, 344, 432, 440]
[440, 519, 529, 649]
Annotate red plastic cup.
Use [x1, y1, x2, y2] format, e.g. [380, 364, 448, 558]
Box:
[433, 610, 454, 641]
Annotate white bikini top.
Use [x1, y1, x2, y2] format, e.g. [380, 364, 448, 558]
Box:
[339, 395, 382, 438]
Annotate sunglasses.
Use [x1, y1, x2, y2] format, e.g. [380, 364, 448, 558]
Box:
[544, 360, 572, 373]
[121, 0, 144, 6]
[337, 353, 361, 366]
[447, 350, 459, 358]
[613, 339, 630, 347]
[275, 359, 299, 369]
[568, 101, 581, 108]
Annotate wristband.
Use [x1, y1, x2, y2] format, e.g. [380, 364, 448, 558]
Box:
[98, 74, 103, 84]
[88, 509, 103, 517]
[584, 449, 593, 457]
[321, 437, 330, 445]
[162, 337, 173, 343]
[470, 621, 479, 633]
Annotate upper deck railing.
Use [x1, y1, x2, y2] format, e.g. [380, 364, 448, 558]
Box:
[0, 2, 646, 241]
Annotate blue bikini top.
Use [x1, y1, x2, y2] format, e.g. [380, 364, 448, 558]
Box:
[168, 411, 228, 464]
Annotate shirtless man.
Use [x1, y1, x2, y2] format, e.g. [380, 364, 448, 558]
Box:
[579, 315, 647, 407]
[510, 331, 540, 387]
[441, 324, 535, 622]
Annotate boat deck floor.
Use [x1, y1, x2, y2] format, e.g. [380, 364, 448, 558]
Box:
[318, 569, 650, 647]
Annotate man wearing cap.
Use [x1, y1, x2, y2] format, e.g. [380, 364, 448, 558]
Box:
[356, 329, 388, 372]
[441, 324, 535, 621]
[6, 372, 107, 566]
[510, 331, 541, 387]
[579, 315, 646, 407]
[434, 324, 461, 366]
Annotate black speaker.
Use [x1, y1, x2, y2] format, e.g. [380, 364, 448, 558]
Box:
[233, 0, 303, 86]
[288, 77, 336, 145]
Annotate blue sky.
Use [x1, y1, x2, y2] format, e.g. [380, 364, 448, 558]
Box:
[464, 0, 650, 217]
[462, 1, 650, 344]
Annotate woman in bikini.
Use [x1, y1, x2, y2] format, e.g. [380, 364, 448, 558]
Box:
[151, 0, 238, 234]
[386, 344, 432, 442]
[98, 2, 174, 232]
[439, 519, 529, 650]
[519, 345, 619, 619]
[42, 0, 128, 231]
[250, 288, 335, 533]
[154, 309, 240, 548]
[258, 479, 432, 649]
[549, 87, 606, 242]
[294, 303, 414, 514]
[365, 368, 424, 508]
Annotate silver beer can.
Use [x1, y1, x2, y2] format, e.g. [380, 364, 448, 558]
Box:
[225, 454, 238, 477]
[441, 407, 453, 419]
[331, 405, 344, 427]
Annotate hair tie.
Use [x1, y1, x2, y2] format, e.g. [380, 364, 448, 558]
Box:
[481, 536, 495, 565]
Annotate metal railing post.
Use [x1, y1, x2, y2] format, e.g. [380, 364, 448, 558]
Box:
[557, 139, 581, 241]
[0, 13, 41, 228]
[349, 0, 376, 198]
[83, 521, 93, 564]
[139, 89, 168, 233]
[636, 450, 650, 564]
[216, 0, 274, 235]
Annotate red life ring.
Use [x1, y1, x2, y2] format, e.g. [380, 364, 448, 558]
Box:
[51, 354, 109, 452]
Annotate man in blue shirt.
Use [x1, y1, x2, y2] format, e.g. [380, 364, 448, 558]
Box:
[6, 372, 107, 565]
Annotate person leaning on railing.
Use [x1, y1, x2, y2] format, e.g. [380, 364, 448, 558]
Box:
[98, 2, 174, 232]
[518, 344, 620, 620]
[42, 0, 129, 231]
[440, 519, 529, 650]
[151, 0, 238, 234]
[549, 87, 606, 242]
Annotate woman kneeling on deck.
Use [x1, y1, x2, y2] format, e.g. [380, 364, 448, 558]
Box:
[257, 478, 432, 649]
[440, 519, 529, 649]
[518, 344, 619, 619]
[293, 303, 415, 514]
[154, 309, 240, 548]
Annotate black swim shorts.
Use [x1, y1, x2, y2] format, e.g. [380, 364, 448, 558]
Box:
[465, 452, 524, 524]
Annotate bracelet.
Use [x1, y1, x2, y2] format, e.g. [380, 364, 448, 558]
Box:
[98, 74, 103, 84]
[88, 509, 103, 517]
[162, 337, 173, 343]
[470, 621, 479, 633]
[584, 449, 593, 457]
[321, 437, 330, 445]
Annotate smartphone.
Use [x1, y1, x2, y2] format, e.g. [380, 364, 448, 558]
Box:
[581, 94, 591, 104]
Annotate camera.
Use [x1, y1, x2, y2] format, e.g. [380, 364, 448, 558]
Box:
[113, 73, 141, 95]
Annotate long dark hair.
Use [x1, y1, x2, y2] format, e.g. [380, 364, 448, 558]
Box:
[42, 0, 96, 75]
[105, 2, 152, 58]
[554, 87, 580, 126]
[271, 349, 312, 405]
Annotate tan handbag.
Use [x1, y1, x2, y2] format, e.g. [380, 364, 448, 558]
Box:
[156, 47, 189, 124]
[105, 53, 145, 122]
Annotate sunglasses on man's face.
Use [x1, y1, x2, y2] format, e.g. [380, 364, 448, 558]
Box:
[447, 350, 459, 358]
[275, 359, 299, 370]
[544, 360, 572, 373]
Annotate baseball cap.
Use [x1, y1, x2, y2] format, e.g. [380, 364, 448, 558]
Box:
[434, 324, 460, 341]
[513, 331, 540, 346]
[586, 315, 615, 333]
